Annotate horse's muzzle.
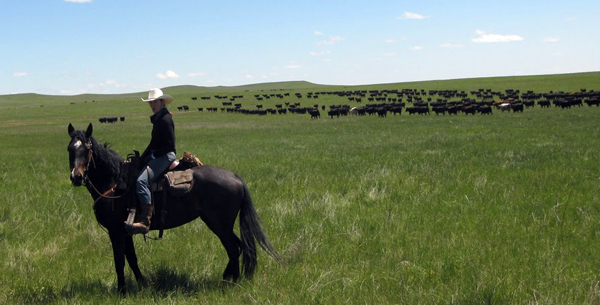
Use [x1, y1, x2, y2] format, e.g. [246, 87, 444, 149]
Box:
[70, 173, 84, 186]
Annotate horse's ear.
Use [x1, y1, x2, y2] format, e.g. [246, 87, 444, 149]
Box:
[68, 123, 75, 136]
[85, 123, 93, 138]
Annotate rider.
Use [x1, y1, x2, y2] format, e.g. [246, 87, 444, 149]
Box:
[126, 88, 177, 235]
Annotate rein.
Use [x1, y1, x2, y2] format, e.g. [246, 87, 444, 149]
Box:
[83, 140, 130, 202]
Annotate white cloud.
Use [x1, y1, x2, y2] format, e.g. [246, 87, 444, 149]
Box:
[317, 36, 345, 45]
[188, 72, 206, 77]
[440, 43, 466, 48]
[310, 50, 331, 56]
[156, 70, 180, 79]
[285, 63, 302, 69]
[13, 72, 28, 77]
[314, 31, 324, 36]
[398, 11, 428, 20]
[63, 0, 92, 2]
[409, 46, 423, 51]
[472, 30, 524, 43]
[542, 37, 560, 43]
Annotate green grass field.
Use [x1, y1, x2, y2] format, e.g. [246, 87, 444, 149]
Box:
[1, 72, 600, 304]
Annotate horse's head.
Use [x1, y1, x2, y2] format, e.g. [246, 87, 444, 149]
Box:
[67, 123, 93, 186]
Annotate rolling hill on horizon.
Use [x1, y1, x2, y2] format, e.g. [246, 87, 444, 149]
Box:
[1, 72, 599, 106]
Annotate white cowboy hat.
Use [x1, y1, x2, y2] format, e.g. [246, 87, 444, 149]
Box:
[141, 88, 174, 105]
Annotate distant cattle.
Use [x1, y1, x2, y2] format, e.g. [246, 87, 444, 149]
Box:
[478, 105, 492, 115]
[585, 98, 600, 107]
[328, 109, 340, 119]
[99, 117, 119, 123]
[390, 106, 402, 116]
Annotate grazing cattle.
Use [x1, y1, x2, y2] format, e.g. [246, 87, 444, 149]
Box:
[432, 106, 447, 115]
[120, 116, 125, 122]
[183, 105, 189, 111]
[538, 100, 551, 108]
[511, 103, 524, 112]
[191, 97, 197, 101]
[447, 106, 458, 115]
[406, 106, 429, 115]
[499, 103, 512, 112]
[377, 108, 387, 118]
[365, 107, 377, 116]
[328, 109, 340, 119]
[478, 105, 492, 115]
[198, 107, 203, 112]
[99, 117, 107, 124]
[390, 106, 402, 116]
[462, 105, 476, 115]
[523, 100, 535, 108]
[308, 109, 320, 119]
[585, 98, 600, 107]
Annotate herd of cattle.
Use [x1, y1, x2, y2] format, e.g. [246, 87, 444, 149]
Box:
[182, 88, 600, 119]
[98, 88, 599, 122]
[98, 116, 125, 123]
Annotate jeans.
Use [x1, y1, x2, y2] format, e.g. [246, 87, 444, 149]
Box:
[136, 152, 176, 204]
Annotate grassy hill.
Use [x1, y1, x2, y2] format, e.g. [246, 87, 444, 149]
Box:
[2, 72, 599, 108]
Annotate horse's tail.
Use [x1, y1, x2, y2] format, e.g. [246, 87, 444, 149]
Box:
[238, 177, 283, 279]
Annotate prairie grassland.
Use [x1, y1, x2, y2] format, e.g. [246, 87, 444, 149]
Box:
[1, 73, 600, 304]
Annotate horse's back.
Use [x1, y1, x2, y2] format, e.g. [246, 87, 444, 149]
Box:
[191, 165, 245, 194]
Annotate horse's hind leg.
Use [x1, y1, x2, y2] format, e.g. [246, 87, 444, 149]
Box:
[217, 231, 242, 281]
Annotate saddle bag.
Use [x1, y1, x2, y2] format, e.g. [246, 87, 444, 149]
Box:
[165, 169, 195, 197]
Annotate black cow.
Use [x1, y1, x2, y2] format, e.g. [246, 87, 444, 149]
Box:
[309, 109, 320, 119]
[328, 109, 340, 119]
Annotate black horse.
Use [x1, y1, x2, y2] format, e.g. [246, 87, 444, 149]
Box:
[67, 123, 282, 293]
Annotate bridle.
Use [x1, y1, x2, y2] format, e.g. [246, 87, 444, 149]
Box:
[78, 139, 124, 201]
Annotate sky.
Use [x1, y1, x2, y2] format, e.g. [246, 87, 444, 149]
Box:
[1, 0, 599, 95]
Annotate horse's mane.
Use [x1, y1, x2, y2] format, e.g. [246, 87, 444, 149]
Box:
[88, 136, 124, 179]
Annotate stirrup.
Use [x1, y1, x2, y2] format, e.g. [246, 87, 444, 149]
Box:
[125, 223, 149, 235]
[125, 208, 136, 226]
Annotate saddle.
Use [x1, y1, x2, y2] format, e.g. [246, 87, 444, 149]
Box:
[123, 151, 203, 238]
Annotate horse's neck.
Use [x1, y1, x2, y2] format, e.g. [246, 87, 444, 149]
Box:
[86, 147, 122, 196]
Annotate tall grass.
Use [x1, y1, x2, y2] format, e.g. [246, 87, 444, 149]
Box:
[1, 72, 599, 304]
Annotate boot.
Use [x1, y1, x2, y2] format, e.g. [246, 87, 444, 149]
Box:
[126, 203, 153, 235]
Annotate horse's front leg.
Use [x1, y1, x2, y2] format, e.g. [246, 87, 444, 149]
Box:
[108, 230, 127, 294]
[124, 235, 145, 286]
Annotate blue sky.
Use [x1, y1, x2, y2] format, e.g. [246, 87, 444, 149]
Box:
[2, 0, 599, 95]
